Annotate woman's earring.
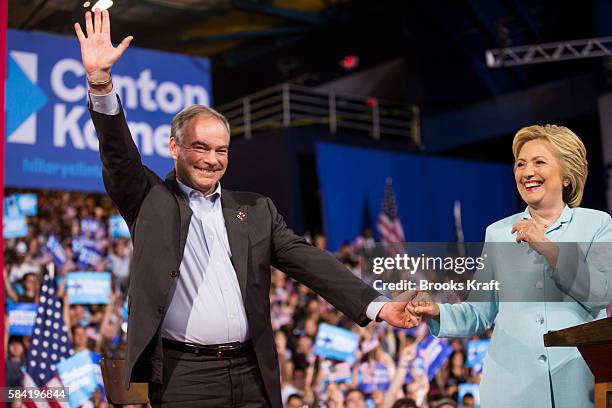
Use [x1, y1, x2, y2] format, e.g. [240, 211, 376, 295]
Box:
[563, 180, 569, 187]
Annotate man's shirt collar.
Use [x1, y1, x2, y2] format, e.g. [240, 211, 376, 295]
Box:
[176, 178, 221, 202]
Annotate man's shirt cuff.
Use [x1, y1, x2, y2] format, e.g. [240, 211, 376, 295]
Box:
[366, 295, 389, 321]
[88, 89, 120, 115]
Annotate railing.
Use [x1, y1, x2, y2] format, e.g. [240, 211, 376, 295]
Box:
[215, 83, 421, 147]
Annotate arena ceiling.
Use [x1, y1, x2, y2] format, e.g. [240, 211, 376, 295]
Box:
[8, 1, 612, 108]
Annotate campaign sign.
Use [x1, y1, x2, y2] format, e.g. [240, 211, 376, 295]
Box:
[458, 383, 480, 408]
[109, 214, 131, 238]
[122, 296, 129, 322]
[322, 361, 353, 386]
[372, 362, 391, 391]
[56, 351, 99, 408]
[357, 363, 374, 394]
[7, 29, 212, 192]
[90, 352, 106, 402]
[8, 303, 37, 335]
[5, 193, 38, 216]
[46, 234, 67, 269]
[314, 323, 359, 363]
[466, 340, 490, 374]
[72, 237, 102, 268]
[406, 334, 453, 383]
[3, 215, 28, 239]
[4, 195, 21, 218]
[66, 272, 111, 304]
[17, 193, 38, 215]
[80, 218, 100, 238]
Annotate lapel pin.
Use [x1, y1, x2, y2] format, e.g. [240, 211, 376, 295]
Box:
[237, 211, 246, 221]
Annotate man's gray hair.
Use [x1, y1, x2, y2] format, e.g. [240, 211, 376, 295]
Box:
[170, 105, 231, 143]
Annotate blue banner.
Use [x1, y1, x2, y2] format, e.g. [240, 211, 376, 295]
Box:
[7, 29, 212, 192]
[7, 303, 37, 335]
[466, 339, 489, 374]
[314, 323, 359, 363]
[109, 214, 131, 238]
[66, 272, 111, 304]
[56, 351, 99, 408]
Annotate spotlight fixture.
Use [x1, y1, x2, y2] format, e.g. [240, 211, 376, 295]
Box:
[91, 0, 113, 11]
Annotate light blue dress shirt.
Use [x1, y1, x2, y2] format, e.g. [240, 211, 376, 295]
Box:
[428, 205, 612, 408]
[159, 180, 250, 344]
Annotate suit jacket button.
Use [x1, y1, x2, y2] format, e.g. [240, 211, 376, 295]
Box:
[158, 306, 164, 314]
[170, 270, 177, 278]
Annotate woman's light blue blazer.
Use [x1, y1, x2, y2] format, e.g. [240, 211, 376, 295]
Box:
[428, 205, 612, 408]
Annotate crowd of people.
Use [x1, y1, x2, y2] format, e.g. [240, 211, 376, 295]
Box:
[4, 188, 489, 408]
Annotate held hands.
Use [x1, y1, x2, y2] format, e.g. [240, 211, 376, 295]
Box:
[377, 290, 440, 328]
[377, 290, 420, 329]
[74, 9, 132, 86]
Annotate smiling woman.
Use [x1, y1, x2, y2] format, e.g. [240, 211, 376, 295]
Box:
[512, 125, 587, 210]
[413, 124, 612, 408]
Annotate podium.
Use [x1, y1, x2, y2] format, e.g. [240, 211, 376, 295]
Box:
[544, 317, 612, 408]
[99, 358, 149, 406]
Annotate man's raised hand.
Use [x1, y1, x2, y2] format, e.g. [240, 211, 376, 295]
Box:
[74, 9, 132, 84]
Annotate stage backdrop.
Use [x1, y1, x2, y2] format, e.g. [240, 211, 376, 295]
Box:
[6, 29, 211, 192]
[316, 143, 521, 250]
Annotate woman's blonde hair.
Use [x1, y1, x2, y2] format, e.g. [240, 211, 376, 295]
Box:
[512, 125, 588, 208]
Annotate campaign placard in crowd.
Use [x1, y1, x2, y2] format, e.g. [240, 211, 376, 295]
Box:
[90, 352, 106, 402]
[4, 194, 21, 218]
[314, 323, 359, 363]
[80, 218, 101, 238]
[4, 193, 38, 216]
[122, 296, 129, 322]
[46, 234, 67, 269]
[18, 193, 38, 215]
[66, 272, 111, 304]
[458, 383, 480, 408]
[466, 339, 490, 374]
[56, 350, 100, 408]
[109, 214, 131, 238]
[3, 214, 28, 239]
[405, 334, 453, 382]
[72, 237, 102, 269]
[8, 303, 37, 335]
[373, 362, 391, 391]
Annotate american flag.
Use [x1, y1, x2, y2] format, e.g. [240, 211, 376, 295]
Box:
[22, 265, 73, 408]
[377, 178, 405, 244]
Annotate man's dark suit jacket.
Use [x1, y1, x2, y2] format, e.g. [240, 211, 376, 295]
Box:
[90, 102, 381, 408]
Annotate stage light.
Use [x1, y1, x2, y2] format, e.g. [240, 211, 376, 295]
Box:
[340, 55, 359, 70]
[91, 0, 113, 11]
